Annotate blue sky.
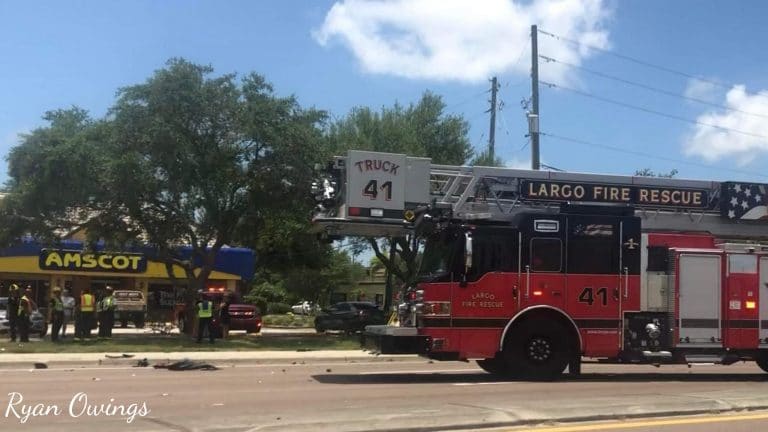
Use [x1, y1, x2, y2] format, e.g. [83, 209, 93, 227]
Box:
[2, 0, 768, 185]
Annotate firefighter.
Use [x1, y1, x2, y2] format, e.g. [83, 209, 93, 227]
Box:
[49, 287, 64, 342]
[78, 287, 95, 338]
[7, 284, 20, 342]
[195, 291, 214, 344]
[98, 286, 116, 338]
[17, 287, 34, 343]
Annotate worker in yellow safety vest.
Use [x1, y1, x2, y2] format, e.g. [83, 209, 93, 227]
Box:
[78, 288, 95, 339]
[98, 286, 116, 338]
[17, 287, 33, 342]
[195, 292, 215, 344]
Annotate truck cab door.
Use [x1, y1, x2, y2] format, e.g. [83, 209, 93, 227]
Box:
[520, 217, 566, 310]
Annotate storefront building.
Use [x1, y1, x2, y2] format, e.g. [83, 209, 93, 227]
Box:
[0, 239, 255, 321]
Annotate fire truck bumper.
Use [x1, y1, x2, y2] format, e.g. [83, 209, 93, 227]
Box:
[362, 325, 429, 355]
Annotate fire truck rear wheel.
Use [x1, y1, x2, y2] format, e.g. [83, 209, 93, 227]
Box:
[504, 319, 570, 381]
[476, 358, 508, 376]
[756, 354, 768, 373]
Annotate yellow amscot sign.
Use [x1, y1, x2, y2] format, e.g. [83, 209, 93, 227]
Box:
[39, 250, 147, 273]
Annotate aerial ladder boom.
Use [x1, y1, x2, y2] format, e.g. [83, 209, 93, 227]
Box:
[312, 150, 768, 240]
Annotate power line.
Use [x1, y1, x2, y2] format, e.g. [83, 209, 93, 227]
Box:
[446, 89, 490, 111]
[539, 80, 768, 141]
[540, 131, 768, 179]
[540, 163, 565, 172]
[537, 28, 768, 100]
[539, 55, 768, 120]
[518, 136, 531, 153]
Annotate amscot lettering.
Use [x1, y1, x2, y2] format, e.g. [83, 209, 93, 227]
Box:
[39, 250, 147, 273]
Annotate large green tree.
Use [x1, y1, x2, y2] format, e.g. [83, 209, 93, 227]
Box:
[325, 92, 474, 299]
[326, 91, 472, 164]
[2, 59, 326, 313]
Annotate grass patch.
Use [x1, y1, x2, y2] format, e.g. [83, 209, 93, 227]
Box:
[262, 314, 315, 328]
[0, 333, 360, 354]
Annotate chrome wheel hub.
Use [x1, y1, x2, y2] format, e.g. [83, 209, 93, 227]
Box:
[527, 337, 552, 363]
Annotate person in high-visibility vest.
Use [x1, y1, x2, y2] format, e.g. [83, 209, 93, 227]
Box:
[98, 286, 116, 338]
[17, 287, 33, 342]
[195, 292, 215, 344]
[78, 288, 95, 338]
[49, 286, 64, 342]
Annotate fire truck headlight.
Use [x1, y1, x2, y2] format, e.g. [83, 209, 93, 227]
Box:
[421, 301, 450, 316]
[415, 290, 424, 301]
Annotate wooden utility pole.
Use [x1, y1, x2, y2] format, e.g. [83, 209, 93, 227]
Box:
[530, 24, 541, 170]
[488, 76, 499, 160]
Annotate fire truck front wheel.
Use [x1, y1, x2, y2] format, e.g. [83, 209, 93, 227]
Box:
[503, 319, 570, 381]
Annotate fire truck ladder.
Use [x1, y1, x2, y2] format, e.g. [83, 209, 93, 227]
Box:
[429, 164, 548, 221]
[315, 152, 768, 241]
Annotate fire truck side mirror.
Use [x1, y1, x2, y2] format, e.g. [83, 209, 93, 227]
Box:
[464, 232, 473, 271]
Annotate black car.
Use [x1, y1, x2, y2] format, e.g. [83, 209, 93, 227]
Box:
[314, 302, 386, 333]
[0, 297, 48, 338]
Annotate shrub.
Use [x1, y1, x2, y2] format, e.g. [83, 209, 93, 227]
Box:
[263, 314, 314, 327]
[266, 302, 292, 315]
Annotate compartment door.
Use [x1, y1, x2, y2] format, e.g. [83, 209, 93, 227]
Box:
[678, 254, 722, 347]
[760, 257, 768, 345]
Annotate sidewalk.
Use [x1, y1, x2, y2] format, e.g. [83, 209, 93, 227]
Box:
[0, 349, 417, 367]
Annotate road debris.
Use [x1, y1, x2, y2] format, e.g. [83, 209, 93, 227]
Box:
[105, 353, 135, 359]
[153, 359, 219, 371]
[33, 363, 47, 369]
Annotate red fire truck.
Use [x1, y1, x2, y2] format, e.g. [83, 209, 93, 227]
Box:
[312, 151, 768, 379]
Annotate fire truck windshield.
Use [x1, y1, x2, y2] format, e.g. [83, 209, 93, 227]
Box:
[417, 231, 460, 281]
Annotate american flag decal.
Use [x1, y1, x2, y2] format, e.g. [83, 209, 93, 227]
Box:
[721, 182, 767, 220]
[573, 223, 613, 236]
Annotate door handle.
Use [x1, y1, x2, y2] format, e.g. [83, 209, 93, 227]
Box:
[623, 267, 629, 298]
[525, 265, 531, 298]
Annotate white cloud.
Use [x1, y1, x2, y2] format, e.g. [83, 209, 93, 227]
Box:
[683, 78, 721, 103]
[314, 0, 612, 83]
[683, 85, 768, 165]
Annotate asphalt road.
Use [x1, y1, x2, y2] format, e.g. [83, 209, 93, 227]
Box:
[1, 359, 767, 432]
[504, 411, 768, 431]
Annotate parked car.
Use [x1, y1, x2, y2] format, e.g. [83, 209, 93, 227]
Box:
[291, 301, 318, 315]
[227, 303, 262, 334]
[0, 297, 48, 338]
[113, 289, 146, 328]
[175, 290, 261, 336]
[314, 302, 386, 333]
